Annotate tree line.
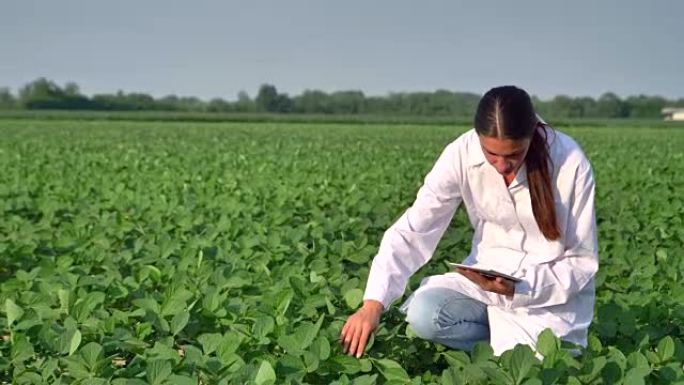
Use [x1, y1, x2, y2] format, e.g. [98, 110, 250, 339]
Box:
[0, 78, 682, 119]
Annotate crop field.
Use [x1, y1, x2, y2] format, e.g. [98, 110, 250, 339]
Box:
[1, 119, 683, 384]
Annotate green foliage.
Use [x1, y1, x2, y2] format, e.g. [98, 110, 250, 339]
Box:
[0, 120, 683, 384]
[4, 78, 684, 119]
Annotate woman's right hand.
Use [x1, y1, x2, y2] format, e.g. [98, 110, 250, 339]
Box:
[339, 299, 383, 358]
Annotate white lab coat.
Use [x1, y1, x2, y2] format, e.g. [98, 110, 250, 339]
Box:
[363, 125, 598, 355]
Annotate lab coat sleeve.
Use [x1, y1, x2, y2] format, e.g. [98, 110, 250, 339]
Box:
[363, 141, 464, 309]
[509, 161, 599, 309]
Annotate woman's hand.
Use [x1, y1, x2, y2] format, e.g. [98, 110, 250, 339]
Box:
[456, 268, 515, 298]
[340, 299, 383, 358]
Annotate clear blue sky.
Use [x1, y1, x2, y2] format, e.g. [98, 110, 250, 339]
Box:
[2, 0, 682, 100]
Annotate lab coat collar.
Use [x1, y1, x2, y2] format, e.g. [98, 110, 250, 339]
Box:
[508, 163, 528, 189]
[466, 131, 488, 168]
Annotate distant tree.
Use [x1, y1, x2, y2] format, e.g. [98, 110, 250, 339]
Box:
[63, 82, 81, 96]
[576, 97, 598, 118]
[555, 95, 587, 118]
[18, 78, 63, 107]
[365, 96, 387, 115]
[91, 90, 155, 111]
[274, 93, 294, 113]
[177, 96, 205, 112]
[255, 84, 294, 113]
[625, 95, 666, 118]
[450, 92, 480, 117]
[207, 98, 232, 112]
[329, 91, 365, 114]
[18, 78, 94, 109]
[234, 91, 254, 112]
[7, 78, 684, 118]
[596, 92, 629, 118]
[255, 84, 279, 112]
[123, 93, 156, 110]
[157, 95, 181, 110]
[294, 90, 330, 114]
[0, 87, 16, 109]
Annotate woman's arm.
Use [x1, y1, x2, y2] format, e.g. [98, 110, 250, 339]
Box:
[363, 141, 465, 309]
[340, 140, 465, 358]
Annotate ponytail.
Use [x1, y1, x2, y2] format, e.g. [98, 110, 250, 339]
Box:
[474, 86, 560, 241]
[525, 125, 560, 240]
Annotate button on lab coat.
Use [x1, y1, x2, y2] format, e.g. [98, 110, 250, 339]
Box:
[363, 126, 599, 355]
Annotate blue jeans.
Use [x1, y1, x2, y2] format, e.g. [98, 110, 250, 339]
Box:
[403, 287, 490, 351]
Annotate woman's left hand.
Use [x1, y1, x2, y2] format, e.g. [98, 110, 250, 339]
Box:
[456, 268, 515, 298]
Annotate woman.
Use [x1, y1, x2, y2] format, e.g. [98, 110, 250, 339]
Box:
[340, 86, 598, 357]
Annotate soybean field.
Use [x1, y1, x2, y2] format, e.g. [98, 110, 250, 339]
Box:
[1, 119, 683, 384]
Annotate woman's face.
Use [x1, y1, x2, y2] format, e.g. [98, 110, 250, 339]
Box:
[478, 135, 531, 177]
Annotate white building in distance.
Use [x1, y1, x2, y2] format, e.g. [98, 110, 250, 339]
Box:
[662, 107, 684, 121]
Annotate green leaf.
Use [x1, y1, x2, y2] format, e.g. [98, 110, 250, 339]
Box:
[316, 336, 330, 360]
[179, 345, 203, 366]
[303, 350, 319, 373]
[344, 289, 364, 309]
[359, 358, 372, 372]
[521, 378, 542, 385]
[623, 368, 647, 385]
[254, 360, 276, 385]
[329, 355, 362, 374]
[299, 314, 325, 349]
[441, 367, 463, 385]
[656, 336, 675, 361]
[277, 334, 303, 355]
[133, 297, 161, 314]
[277, 354, 306, 376]
[587, 334, 602, 353]
[351, 374, 378, 385]
[68, 329, 82, 356]
[170, 310, 190, 336]
[253, 315, 275, 339]
[13, 372, 43, 383]
[80, 342, 104, 372]
[216, 332, 243, 364]
[535, 329, 559, 357]
[539, 368, 562, 385]
[147, 341, 181, 363]
[507, 345, 538, 385]
[626, 351, 650, 371]
[471, 342, 494, 363]
[168, 375, 197, 385]
[197, 333, 222, 355]
[4, 299, 23, 327]
[58, 289, 70, 314]
[72, 291, 106, 322]
[146, 359, 172, 385]
[278, 315, 325, 354]
[481, 366, 514, 385]
[578, 356, 606, 383]
[441, 350, 470, 368]
[10, 334, 34, 363]
[58, 318, 81, 355]
[462, 364, 487, 383]
[344, 253, 370, 265]
[160, 288, 192, 316]
[373, 358, 410, 382]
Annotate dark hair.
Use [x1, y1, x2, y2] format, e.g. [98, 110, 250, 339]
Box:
[474, 86, 560, 240]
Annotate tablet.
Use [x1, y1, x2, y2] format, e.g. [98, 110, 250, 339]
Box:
[447, 262, 522, 283]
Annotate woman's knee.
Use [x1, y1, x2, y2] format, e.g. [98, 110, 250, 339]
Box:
[405, 287, 462, 340]
[405, 287, 488, 342]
